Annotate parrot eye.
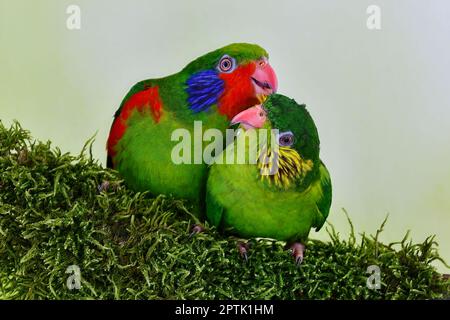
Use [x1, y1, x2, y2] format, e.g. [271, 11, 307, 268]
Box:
[217, 55, 235, 73]
[278, 131, 295, 147]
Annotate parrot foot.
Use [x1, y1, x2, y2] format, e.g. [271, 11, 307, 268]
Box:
[97, 180, 119, 193]
[189, 224, 205, 238]
[97, 180, 110, 193]
[237, 241, 250, 261]
[289, 243, 306, 265]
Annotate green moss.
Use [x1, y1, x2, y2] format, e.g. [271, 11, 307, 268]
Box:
[0, 121, 448, 300]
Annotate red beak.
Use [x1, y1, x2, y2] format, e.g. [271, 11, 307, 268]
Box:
[251, 58, 278, 96]
[231, 104, 267, 129]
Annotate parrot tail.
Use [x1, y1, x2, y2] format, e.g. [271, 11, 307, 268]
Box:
[107, 155, 113, 169]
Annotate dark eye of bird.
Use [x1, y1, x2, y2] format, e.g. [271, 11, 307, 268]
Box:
[279, 132, 294, 147]
[218, 55, 234, 73]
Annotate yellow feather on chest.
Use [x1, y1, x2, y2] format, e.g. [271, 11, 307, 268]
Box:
[258, 146, 314, 188]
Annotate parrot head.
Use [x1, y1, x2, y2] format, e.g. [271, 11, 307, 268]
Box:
[184, 43, 278, 120]
[231, 94, 320, 188]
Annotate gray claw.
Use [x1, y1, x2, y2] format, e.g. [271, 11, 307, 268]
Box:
[237, 242, 249, 261]
[290, 243, 306, 266]
[189, 224, 205, 238]
[98, 180, 110, 193]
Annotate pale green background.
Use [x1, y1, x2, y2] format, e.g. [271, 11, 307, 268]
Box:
[1, 0, 449, 272]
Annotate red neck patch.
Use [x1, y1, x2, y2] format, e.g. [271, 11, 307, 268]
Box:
[218, 62, 259, 120]
[107, 86, 162, 159]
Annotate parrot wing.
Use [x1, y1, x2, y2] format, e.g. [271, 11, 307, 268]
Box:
[107, 80, 161, 168]
[205, 167, 225, 228]
[312, 160, 332, 231]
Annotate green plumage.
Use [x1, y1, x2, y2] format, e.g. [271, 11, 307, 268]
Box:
[206, 94, 332, 242]
[112, 44, 268, 212]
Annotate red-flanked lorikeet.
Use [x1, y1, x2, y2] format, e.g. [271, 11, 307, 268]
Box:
[107, 43, 278, 211]
[206, 94, 332, 263]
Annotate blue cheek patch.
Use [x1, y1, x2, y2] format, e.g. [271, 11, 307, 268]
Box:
[186, 70, 224, 113]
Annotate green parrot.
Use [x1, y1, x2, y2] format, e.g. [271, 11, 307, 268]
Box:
[205, 94, 332, 263]
[107, 43, 278, 213]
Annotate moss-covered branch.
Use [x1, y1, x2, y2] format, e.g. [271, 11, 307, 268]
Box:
[0, 121, 448, 299]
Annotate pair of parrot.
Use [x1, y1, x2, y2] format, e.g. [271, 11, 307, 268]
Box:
[107, 43, 331, 264]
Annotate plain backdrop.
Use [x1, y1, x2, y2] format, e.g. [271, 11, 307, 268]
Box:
[1, 0, 449, 272]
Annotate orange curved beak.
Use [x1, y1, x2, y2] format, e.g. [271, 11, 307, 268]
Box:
[251, 58, 278, 96]
[230, 104, 267, 129]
